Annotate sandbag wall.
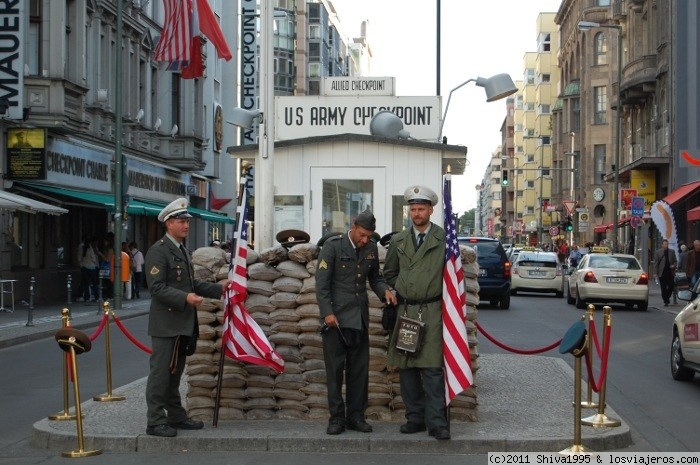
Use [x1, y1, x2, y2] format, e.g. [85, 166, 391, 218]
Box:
[187, 243, 481, 422]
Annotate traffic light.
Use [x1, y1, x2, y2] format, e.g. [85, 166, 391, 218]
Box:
[561, 216, 574, 232]
[501, 170, 509, 186]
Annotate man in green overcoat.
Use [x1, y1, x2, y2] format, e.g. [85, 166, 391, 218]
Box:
[383, 185, 450, 440]
[144, 198, 229, 437]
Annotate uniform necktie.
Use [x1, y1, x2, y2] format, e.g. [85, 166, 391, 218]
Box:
[180, 244, 189, 264]
[355, 247, 361, 259]
[417, 233, 425, 248]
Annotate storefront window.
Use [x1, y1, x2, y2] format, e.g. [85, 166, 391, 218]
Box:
[321, 180, 372, 236]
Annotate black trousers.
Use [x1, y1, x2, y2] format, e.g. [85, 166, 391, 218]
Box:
[322, 326, 369, 424]
[399, 366, 448, 431]
[659, 273, 674, 304]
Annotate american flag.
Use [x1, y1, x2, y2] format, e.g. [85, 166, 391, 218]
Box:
[442, 175, 474, 403]
[154, 0, 232, 78]
[221, 188, 284, 373]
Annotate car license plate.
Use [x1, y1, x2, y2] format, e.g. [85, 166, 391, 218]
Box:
[605, 277, 628, 284]
[478, 269, 487, 277]
[528, 270, 546, 277]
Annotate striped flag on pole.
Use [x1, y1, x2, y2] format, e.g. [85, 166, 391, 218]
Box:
[442, 174, 474, 403]
[221, 188, 284, 373]
[154, 0, 192, 64]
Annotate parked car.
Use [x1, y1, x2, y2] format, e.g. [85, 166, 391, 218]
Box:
[457, 236, 511, 309]
[511, 251, 564, 297]
[566, 247, 649, 311]
[671, 280, 700, 381]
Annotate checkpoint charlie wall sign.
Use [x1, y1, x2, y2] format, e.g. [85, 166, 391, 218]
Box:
[322, 77, 395, 96]
[275, 96, 440, 141]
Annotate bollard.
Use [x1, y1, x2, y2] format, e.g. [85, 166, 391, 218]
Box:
[93, 301, 126, 402]
[26, 277, 35, 327]
[66, 275, 72, 305]
[582, 306, 621, 428]
[48, 309, 81, 421]
[55, 328, 101, 458]
[580, 304, 599, 410]
[559, 320, 593, 454]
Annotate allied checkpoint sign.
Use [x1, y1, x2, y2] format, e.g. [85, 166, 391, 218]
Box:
[275, 96, 441, 141]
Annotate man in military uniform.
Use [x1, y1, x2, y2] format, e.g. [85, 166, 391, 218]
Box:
[316, 209, 397, 435]
[144, 198, 229, 437]
[383, 185, 451, 440]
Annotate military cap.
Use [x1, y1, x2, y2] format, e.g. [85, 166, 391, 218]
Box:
[379, 231, 398, 247]
[404, 185, 438, 206]
[55, 327, 92, 354]
[354, 209, 377, 231]
[559, 321, 586, 356]
[276, 229, 311, 248]
[158, 197, 192, 222]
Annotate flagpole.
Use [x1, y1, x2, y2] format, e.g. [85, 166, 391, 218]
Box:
[213, 163, 251, 427]
[444, 167, 451, 428]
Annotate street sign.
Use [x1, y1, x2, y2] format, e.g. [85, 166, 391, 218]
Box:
[575, 208, 588, 212]
[563, 201, 576, 216]
[631, 196, 645, 217]
[579, 212, 590, 222]
[630, 216, 643, 228]
[549, 226, 559, 236]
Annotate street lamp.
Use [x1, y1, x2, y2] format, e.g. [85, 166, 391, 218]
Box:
[578, 21, 623, 252]
[437, 73, 517, 142]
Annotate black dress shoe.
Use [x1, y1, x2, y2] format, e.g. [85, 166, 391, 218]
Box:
[347, 419, 373, 433]
[168, 418, 204, 430]
[146, 424, 177, 437]
[326, 422, 345, 435]
[399, 421, 427, 434]
[429, 426, 451, 440]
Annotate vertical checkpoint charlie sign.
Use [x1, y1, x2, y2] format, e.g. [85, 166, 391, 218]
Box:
[275, 96, 440, 141]
[0, 0, 24, 120]
[239, 0, 258, 145]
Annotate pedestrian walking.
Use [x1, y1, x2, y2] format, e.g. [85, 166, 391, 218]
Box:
[654, 239, 677, 306]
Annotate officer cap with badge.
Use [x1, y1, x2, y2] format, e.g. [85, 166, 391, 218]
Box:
[404, 185, 439, 206]
[158, 198, 193, 222]
[276, 229, 311, 249]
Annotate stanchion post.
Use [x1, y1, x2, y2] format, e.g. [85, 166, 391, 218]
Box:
[581, 304, 598, 409]
[26, 276, 35, 327]
[93, 301, 126, 402]
[97, 277, 104, 315]
[582, 305, 621, 428]
[48, 309, 80, 421]
[66, 275, 72, 305]
[561, 337, 593, 454]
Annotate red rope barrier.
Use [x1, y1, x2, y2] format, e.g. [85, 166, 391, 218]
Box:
[112, 313, 152, 354]
[475, 321, 562, 355]
[584, 324, 612, 392]
[88, 312, 109, 341]
[588, 318, 602, 357]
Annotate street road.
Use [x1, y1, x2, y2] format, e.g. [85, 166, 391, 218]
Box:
[1, 293, 698, 465]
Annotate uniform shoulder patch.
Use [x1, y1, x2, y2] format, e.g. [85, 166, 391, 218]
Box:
[150, 265, 160, 275]
[319, 259, 328, 270]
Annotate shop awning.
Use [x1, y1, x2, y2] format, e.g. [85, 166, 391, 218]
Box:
[688, 206, 700, 222]
[0, 190, 68, 215]
[594, 223, 613, 233]
[136, 199, 234, 224]
[662, 181, 700, 206]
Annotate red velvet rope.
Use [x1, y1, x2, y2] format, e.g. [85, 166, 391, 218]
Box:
[475, 321, 562, 355]
[112, 313, 153, 354]
[588, 318, 602, 357]
[584, 324, 612, 392]
[88, 312, 109, 341]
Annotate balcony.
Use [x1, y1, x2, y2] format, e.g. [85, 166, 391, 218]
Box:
[620, 55, 657, 105]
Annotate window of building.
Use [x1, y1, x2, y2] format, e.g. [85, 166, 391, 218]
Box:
[594, 144, 606, 184]
[525, 206, 534, 215]
[308, 63, 321, 78]
[308, 80, 320, 95]
[171, 73, 180, 131]
[525, 103, 535, 111]
[321, 180, 373, 236]
[308, 42, 320, 60]
[27, 0, 41, 75]
[525, 68, 535, 85]
[594, 32, 608, 65]
[308, 2, 320, 20]
[538, 33, 551, 53]
[526, 180, 535, 189]
[526, 154, 535, 163]
[594, 86, 607, 124]
[309, 24, 320, 40]
[538, 104, 551, 115]
[571, 98, 580, 131]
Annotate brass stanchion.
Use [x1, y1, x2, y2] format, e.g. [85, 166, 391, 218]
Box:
[93, 301, 126, 402]
[581, 304, 599, 409]
[48, 309, 81, 421]
[582, 305, 621, 428]
[55, 328, 101, 458]
[559, 320, 593, 454]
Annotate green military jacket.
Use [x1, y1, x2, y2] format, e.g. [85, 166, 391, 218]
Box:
[145, 235, 223, 338]
[383, 224, 445, 368]
[316, 233, 389, 331]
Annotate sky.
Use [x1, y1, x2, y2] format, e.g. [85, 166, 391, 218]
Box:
[331, 0, 563, 215]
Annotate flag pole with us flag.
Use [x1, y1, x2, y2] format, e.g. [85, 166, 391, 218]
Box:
[213, 165, 284, 427]
[442, 170, 474, 405]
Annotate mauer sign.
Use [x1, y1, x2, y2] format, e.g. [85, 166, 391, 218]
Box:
[275, 96, 440, 141]
[0, 0, 25, 120]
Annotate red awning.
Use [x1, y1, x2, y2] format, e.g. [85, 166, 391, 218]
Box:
[594, 223, 613, 233]
[688, 206, 700, 222]
[618, 217, 631, 225]
[662, 181, 700, 206]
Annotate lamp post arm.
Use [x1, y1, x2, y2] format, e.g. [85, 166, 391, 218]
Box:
[437, 78, 475, 142]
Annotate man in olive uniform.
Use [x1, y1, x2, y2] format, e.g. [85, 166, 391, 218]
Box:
[383, 185, 451, 440]
[144, 198, 229, 437]
[316, 210, 397, 435]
